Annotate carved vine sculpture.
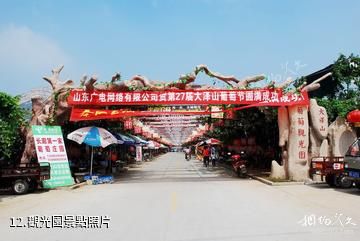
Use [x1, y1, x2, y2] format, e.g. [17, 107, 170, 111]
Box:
[20, 64, 316, 163]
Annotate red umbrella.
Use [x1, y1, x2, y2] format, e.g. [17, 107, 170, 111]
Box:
[154, 141, 161, 148]
[205, 138, 221, 145]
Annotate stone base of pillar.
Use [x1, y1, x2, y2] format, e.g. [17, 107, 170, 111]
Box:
[270, 161, 286, 179]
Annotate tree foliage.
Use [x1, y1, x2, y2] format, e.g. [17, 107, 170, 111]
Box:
[0, 92, 26, 161]
[333, 54, 360, 98]
[204, 54, 360, 145]
[316, 54, 360, 121]
[205, 107, 278, 147]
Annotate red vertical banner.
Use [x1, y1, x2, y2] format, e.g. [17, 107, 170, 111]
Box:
[134, 126, 142, 134]
[124, 119, 133, 130]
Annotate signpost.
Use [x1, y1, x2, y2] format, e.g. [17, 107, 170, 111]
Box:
[211, 106, 224, 119]
[136, 145, 142, 162]
[32, 126, 74, 188]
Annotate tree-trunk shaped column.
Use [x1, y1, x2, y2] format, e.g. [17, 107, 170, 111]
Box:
[287, 105, 309, 181]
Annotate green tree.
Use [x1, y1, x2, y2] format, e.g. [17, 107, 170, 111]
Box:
[333, 53, 360, 99]
[317, 54, 360, 121]
[0, 92, 26, 161]
[205, 107, 278, 147]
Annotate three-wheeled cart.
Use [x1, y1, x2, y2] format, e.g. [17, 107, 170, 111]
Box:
[0, 162, 51, 194]
[310, 156, 352, 188]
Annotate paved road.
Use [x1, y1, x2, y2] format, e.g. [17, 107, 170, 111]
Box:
[1, 152, 359, 241]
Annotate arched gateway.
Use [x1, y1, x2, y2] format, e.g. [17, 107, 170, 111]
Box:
[20, 65, 338, 181]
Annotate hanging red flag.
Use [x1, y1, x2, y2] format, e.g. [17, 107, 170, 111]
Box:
[124, 119, 133, 130]
[134, 126, 142, 134]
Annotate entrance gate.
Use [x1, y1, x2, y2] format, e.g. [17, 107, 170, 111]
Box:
[20, 64, 331, 180]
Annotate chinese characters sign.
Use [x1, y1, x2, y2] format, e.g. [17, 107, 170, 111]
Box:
[69, 93, 309, 121]
[318, 108, 328, 136]
[70, 108, 212, 121]
[211, 106, 224, 119]
[310, 105, 328, 138]
[134, 126, 142, 134]
[295, 106, 308, 162]
[68, 89, 308, 106]
[124, 119, 133, 130]
[32, 126, 74, 188]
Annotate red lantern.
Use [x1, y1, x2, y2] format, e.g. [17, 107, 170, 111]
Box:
[347, 110, 360, 127]
[209, 124, 214, 131]
[214, 120, 224, 127]
[233, 139, 241, 146]
[226, 110, 235, 120]
[204, 123, 209, 131]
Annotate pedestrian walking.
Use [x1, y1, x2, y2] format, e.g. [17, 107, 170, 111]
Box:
[210, 145, 217, 167]
[183, 147, 191, 160]
[203, 146, 210, 167]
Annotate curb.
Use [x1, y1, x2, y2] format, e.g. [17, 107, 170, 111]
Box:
[304, 180, 326, 185]
[69, 182, 87, 190]
[248, 174, 304, 186]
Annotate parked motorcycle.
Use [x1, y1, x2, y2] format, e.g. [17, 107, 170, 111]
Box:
[229, 151, 248, 178]
[112, 160, 125, 173]
[233, 152, 247, 177]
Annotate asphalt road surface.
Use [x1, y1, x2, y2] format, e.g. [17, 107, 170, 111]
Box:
[1, 152, 359, 241]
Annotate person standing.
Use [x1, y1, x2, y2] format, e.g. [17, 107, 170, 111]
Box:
[203, 146, 210, 167]
[110, 149, 118, 173]
[210, 145, 217, 167]
[186, 147, 191, 160]
[183, 147, 190, 160]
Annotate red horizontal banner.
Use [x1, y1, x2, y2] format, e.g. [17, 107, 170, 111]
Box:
[70, 108, 211, 121]
[69, 91, 309, 121]
[68, 89, 290, 106]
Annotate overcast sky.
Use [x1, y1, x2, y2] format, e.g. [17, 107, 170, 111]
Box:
[0, 0, 359, 95]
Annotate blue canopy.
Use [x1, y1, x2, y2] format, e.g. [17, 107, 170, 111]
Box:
[113, 133, 136, 145]
[128, 134, 148, 145]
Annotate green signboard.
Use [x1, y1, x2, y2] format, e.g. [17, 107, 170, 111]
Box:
[32, 126, 74, 188]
